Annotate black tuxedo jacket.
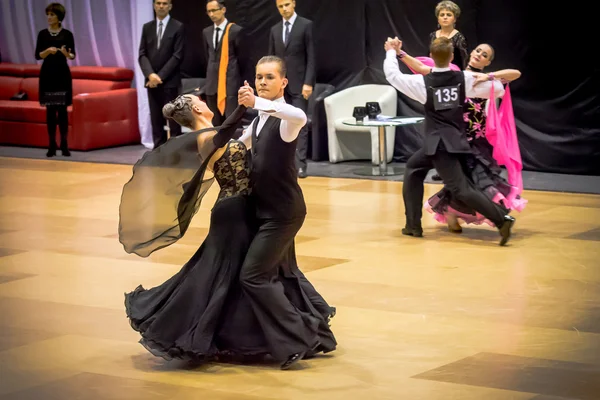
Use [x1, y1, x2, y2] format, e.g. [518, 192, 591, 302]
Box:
[268, 16, 315, 95]
[138, 17, 184, 89]
[202, 22, 243, 96]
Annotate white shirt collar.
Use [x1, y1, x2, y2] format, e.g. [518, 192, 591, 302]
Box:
[283, 13, 298, 26]
[157, 14, 170, 27]
[431, 67, 451, 72]
[258, 96, 286, 117]
[215, 18, 228, 31]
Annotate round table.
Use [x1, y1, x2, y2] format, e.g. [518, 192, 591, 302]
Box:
[342, 117, 424, 176]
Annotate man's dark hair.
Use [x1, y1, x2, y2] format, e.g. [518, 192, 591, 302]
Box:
[207, 0, 226, 7]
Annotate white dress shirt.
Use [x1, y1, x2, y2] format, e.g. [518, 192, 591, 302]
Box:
[239, 96, 307, 148]
[282, 13, 298, 42]
[383, 49, 505, 104]
[156, 14, 170, 39]
[214, 18, 229, 48]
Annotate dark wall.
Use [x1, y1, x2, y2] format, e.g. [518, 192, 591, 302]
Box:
[170, 0, 599, 175]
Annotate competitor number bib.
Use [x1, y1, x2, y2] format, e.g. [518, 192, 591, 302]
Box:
[432, 84, 461, 111]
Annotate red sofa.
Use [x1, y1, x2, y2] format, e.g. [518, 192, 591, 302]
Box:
[0, 63, 140, 150]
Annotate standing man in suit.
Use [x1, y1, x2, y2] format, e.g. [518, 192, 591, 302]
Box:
[203, 0, 243, 126]
[139, 0, 184, 149]
[268, 0, 315, 178]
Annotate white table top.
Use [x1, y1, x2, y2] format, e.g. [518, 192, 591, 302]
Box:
[342, 116, 424, 127]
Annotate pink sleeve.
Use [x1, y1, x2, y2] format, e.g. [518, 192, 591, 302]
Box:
[406, 56, 461, 75]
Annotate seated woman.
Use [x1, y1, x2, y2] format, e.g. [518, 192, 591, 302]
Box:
[393, 40, 526, 231]
[119, 94, 336, 368]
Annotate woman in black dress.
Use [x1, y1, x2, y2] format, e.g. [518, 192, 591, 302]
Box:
[429, 1, 468, 70]
[34, 3, 75, 157]
[119, 94, 336, 369]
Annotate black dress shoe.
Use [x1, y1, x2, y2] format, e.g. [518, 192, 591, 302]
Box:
[402, 227, 423, 237]
[498, 215, 515, 246]
[431, 173, 443, 181]
[61, 148, 71, 157]
[46, 148, 56, 157]
[298, 168, 307, 179]
[280, 351, 307, 370]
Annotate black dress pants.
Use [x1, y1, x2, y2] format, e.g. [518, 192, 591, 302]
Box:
[403, 146, 506, 230]
[239, 215, 320, 361]
[148, 86, 181, 148]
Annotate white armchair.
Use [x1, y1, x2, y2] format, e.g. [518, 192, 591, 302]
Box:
[324, 84, 398, 164]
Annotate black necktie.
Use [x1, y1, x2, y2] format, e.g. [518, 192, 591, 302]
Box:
[214, 27, 220, 49]
[157, 21, 163, 49]
[284, 21, 290, 46]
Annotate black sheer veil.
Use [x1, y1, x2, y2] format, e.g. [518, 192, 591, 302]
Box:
[118, 105, 247, 257]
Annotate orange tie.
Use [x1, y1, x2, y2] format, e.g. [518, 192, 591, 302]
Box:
[217, 23, 233, 116]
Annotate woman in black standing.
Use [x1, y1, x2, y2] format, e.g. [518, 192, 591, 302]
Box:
[429, 1, 468, 70]
[34, 3, 75, 157]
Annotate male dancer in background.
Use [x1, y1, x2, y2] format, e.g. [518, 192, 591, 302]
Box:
[383, 37, 515, 245]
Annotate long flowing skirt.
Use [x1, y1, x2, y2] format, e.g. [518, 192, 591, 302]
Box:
[125, 195, 336, 362]
[425, 138, 527, 226]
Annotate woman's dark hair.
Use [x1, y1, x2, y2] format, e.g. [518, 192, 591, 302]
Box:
[163, 95, 195, 129]
[46, 3, 66, 27]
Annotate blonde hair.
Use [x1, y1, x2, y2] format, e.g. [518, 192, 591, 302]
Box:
[430, 37, 454, 67]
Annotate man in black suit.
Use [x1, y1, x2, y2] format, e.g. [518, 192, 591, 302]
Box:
[384, 37, 515, 245]
[139, 0, 184, 149]
[268, 0, 315, 178]
[203, 0, 243, 126]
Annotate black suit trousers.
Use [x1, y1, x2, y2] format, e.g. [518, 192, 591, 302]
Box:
[284, 90, 309, 169]
[239, 215, 320, 361]
[147, 86, 181, 148]
[402, 146, 506, 229]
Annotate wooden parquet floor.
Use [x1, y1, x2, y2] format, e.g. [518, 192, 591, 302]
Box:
[1, 156, 599, 400]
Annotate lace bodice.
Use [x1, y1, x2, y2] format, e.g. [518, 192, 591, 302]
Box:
[429, 31, 468, 69]
[212, 140, 251, 200]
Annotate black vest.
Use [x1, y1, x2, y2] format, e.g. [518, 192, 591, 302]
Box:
[250, 116, 306, 219]
[423, 70, 471, 155]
